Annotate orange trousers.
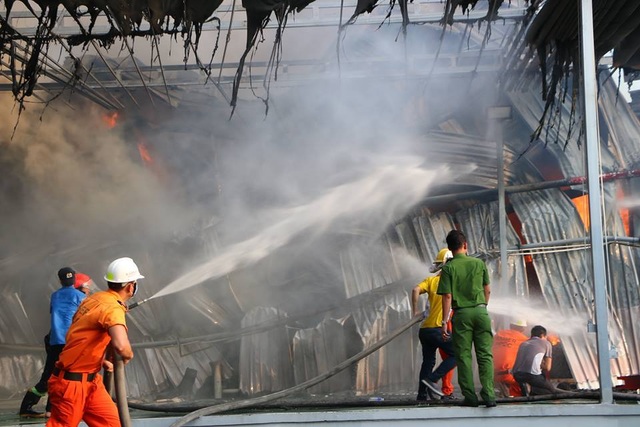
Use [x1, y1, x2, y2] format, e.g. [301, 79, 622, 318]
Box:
[439, 349, 454, 396]
[495, 373, 523, 397]
[46, 373, 120, 427]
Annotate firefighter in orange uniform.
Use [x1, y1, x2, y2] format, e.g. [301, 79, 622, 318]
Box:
[46, 257, 144, 427]
[492, 319, 528, 397]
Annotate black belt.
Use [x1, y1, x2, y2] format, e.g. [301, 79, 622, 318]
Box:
[53, 367, 97, 382]
[454, 304, 487, 311]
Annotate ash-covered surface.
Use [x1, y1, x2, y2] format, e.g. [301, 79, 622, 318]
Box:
[125, 390, 640, 415]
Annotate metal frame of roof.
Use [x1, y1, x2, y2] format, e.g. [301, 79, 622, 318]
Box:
[0, 0, 528, 105]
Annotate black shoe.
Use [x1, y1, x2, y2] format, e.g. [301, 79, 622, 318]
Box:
[416, 394, 428, 402]
[441, 394, 455, 400]
[20, 409, 46, 418]
[461, 399, 479, 407]
[426, 389, 438, 400]
[19, 390, 43, 416]
[484, 401, 497, 408]
[421, 379, 444, 397]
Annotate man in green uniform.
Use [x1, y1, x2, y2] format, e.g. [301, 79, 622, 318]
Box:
[437, 229, 495, 407]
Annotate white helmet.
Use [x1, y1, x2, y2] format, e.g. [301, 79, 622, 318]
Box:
[511, 319, 528, 327]
[104, 257, 145, 284]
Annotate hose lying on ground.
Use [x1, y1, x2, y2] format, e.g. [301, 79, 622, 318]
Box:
[500, 391, 640, 403]
[166, 315, 423, 427]
[128, 389, 640, 414]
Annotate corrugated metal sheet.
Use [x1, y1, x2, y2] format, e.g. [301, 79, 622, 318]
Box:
[598, 80, 640, 168]
[510, 185, 640, 388]
[506, 76, 622, 175]
[353, 292, 415, 394]
[239, 307, 294, 395]
[456, 202, 529, 298]
[126, 344, 224, 399]
[412, 212, 456, 264]
[292, 317, 357, 394]
[339, 242, 400, 299]
[510, 188, 601, 388]
[0, 354, 42, 398]
[506, 76, 640, 388]
[0, 291, 44, 397]
[602, 183, 640, 379]
[417, 132, 514, 189]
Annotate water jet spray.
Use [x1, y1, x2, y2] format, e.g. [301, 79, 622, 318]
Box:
[137, 161, 454, 303]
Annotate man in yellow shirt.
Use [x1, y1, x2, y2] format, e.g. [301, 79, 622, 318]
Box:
[412, 248, 456, 401]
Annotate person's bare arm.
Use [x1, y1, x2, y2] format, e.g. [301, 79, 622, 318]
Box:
[483, 284, 491, 305]
[542, 356, 552, 374]
[441, 294, 452, 338]
[108, 325, 134, 364]
[412, 285, 424, 317]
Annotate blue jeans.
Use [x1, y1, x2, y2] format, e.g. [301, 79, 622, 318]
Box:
[418, 327, 456, 398]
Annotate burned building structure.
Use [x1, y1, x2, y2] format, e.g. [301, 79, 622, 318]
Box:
[1, 0, 640, 416]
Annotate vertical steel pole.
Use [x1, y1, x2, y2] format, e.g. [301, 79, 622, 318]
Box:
[579, 0, 614, 403]
[488, 107, 511, 286]
[497, 125, 508, 287]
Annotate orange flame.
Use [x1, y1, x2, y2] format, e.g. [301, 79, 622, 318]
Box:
[547, 334, 561, 346]
[137, 142, 154, 166]
[103, 111, 119, 129]
[136, 133, 168, 185]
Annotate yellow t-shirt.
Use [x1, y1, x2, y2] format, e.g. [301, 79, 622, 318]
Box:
[417, 275, 444, 328]
[57, 289, 127, 373]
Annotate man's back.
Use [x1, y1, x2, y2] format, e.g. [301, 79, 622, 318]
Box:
[512, 337, 552, 376]
[49, 286, 85, 346]
[57, 289, 127, 373]
[493, 329, 528, 373]
[418, 276, 444, 328]
[438, 254, 489, 309]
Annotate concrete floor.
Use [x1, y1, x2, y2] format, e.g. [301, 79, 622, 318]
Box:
[3, 399, 640, 427]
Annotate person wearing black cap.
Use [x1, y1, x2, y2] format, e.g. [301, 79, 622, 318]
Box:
[19, 267, 87, 418]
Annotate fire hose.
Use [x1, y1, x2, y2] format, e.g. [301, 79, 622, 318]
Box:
[114, 354, 132, 427]
[166, 315, 423, 427]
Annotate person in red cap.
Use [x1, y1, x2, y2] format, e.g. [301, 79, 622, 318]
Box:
[19, 268, 88, 418]
[74, 273, 94, 296]
[47, 257, 143, 427]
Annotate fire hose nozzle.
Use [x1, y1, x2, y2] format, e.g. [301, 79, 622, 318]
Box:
[128, 297, 150, 310]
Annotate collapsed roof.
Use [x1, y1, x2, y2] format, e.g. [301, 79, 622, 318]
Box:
[2, 0, 640, 122]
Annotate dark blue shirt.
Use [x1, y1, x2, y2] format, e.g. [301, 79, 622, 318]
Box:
[50, 286, 86, 345]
